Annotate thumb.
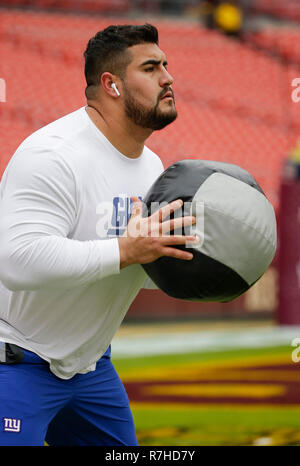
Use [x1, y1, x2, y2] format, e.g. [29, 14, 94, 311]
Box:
[130, 196, 143, 218]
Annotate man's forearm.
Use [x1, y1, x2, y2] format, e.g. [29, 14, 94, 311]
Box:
[0, 235, 120, 291]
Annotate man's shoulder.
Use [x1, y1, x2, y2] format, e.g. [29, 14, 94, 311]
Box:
[16, 107, 88, 155]
[3, 108, 88, 183]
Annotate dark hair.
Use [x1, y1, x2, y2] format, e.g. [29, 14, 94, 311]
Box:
[84, 23, 159, 98]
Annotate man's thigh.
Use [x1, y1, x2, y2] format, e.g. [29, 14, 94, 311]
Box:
[0, 355, 69, 446]
[46, 357, 138, 446]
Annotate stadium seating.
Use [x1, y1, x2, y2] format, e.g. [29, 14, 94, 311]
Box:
[251, 0, 300, 22]
[0, 8, 299, 212]
[0, 0, 130, 13]
[247, 28, 300, 66]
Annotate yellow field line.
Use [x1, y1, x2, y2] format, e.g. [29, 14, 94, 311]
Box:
[130, 402, 300, 411]
[123, 369, 300, 383]
[120, 354, 293, 382]
[142, 383, 286, 398]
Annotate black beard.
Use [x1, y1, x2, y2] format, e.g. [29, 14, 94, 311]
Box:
[123, 87, 177, 130]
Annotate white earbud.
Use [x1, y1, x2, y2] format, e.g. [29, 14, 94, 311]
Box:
[111, 82, 120, 97]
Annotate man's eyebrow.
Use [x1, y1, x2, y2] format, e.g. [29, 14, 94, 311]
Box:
[140, 59, 168, 67]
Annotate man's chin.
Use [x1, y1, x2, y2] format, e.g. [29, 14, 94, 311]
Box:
[146, 105, 177, 129]
[151, 111, 178, 130]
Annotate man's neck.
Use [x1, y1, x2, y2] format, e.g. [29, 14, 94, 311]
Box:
[85, 104, 152, 159]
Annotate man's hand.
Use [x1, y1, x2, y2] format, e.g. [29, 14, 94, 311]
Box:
[118, 196, 198, 269]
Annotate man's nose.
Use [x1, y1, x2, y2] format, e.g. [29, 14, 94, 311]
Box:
[160, 68, 174, 87]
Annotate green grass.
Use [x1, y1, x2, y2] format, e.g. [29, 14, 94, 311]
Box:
[112, 345, 291, 372]
[112, 345, 300, 446]
[132, 406, 300, 446]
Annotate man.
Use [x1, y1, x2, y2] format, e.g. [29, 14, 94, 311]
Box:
[0, 24, 197, 446]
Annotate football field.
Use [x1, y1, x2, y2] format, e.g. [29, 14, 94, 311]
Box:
[112, 321, 300, 446]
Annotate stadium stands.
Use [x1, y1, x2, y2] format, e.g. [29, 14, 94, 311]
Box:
[0, 0, 130, 13]
[251, 0, 300, 22]
[0, 7, 299, 213]
[247, 28, 300, 66]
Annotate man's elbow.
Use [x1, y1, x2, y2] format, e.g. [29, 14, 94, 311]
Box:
[0, 248, 28, 291]
[0, 262, 27, 291]
[0, 278, 23, 292]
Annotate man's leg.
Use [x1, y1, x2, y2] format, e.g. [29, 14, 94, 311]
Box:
[46, 356, 138, 446]
[0, 346, 70, 446]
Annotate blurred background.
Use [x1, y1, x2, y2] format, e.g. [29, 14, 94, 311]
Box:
[1, 0, 300, 446]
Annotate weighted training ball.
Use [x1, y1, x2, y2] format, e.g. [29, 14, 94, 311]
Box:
[142, 160, 277, 302]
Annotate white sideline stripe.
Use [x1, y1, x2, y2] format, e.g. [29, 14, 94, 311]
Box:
[111, 326, 300, 358]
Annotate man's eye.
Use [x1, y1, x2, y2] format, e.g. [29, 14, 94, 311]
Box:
[145, 67, 154, 72]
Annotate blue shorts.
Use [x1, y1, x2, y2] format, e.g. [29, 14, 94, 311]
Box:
[0, 344, 138, 446]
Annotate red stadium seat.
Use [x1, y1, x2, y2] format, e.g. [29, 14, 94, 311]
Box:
[0, 8, 299, 211]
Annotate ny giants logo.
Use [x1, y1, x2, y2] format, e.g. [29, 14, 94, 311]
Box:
[3, 417, 21, 433]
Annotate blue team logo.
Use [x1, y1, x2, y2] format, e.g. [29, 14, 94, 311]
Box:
[96, 195, 143, 238]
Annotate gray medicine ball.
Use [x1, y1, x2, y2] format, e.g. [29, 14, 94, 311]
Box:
[142, 160, 277, 302]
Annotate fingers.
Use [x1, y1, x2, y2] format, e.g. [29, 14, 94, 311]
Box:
[162, 246, 194, 261]
[151, 199, 184, 223]
[160, 235, 199, 260]
[161, 215, 196, 234]
[160, 234, 199, 245]
[132, 197, 194, 228]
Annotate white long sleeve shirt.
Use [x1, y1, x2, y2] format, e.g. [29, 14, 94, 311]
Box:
[0, 106, 163, 379]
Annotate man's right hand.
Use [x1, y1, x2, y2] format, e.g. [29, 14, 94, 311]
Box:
[118, 196, 199, 269]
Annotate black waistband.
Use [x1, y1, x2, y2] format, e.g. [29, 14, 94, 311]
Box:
[0, 342, 25, 364]
[0, 342, 111, 365]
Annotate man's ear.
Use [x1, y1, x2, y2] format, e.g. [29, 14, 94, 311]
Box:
[101, 72, 120, 98]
